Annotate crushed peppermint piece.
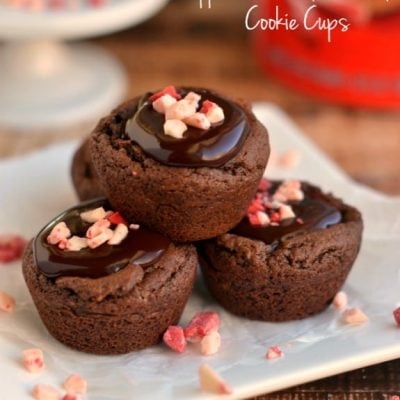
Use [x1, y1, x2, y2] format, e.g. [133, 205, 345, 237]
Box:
[184, 113, 211, 130]
[0, 290, 16, 313]
[152, 94, 177, 114]
[87, 228, 113, 249]
[266, 346, 283, 359]
[65, 236, 88, 252]
[279, 204, 295, 220]
[273, 180, 304, 203]
[256, 211, 270, 227]
[200, 331, 221, 356]
[342, 307, 369, 324]
[199, 364, 232, 395]
[129, 224, 140, 230]
[205, 104, 225, 124]
[149, 86, 182, 102]
[47, 222, 71, 246]
[164, 119, 188, 139]
[80, 207, 106, 223]
[150, 87, 226, 139]
[247, 179, 305, 228]
[333, 291, 348, 310]
[86, 218, 111, 239]
[48, 206, 133, 253]
[108, 224, 129, 246]
[64, 374, 87, 395]
[0, 234, 27, 263]
[32, 384, 60, 400]
[22, 348, 44, 373]
[279, 149, 302, 169]
[184, 311, 220, 342]
[393, 307, 400, 326]
[200, 100, 225, 124]
[165, 100, 197, 121]
[185, 91, 201, 104]
[107, 211, 127, 226]
[163, 326, 186, 353]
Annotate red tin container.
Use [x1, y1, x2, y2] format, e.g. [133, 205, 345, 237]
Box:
[252, 0, 400, 109]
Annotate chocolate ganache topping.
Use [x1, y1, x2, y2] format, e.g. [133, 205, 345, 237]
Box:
[34, 199, 171, 279]
[125, 87, 249, 167]
[232, 180, 342, 245]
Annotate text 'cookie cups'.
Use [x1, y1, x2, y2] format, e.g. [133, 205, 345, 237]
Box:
[89, 86, 270, 242]
[200, 180, 363, 322]
[22, 198, 197, 355]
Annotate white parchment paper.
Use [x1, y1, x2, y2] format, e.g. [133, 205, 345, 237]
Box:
[0, 104, 399, 400]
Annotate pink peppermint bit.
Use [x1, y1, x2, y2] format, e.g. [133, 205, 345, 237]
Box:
[86, 218, 111, 239]
[163, 326, 186, 353]
[87, 228, 113, 249]
[22, 348, 44, 373]
[64, 374, 87, 395]
[279, 149, 302, 169]
[199, 364, 232, 395]
[266, 346, 283, 360]
[184, 113, 211, 130]
[342, 307, 369, 325]
[257, 179, 270, 192]
[393, 307, 400, 326]
[184, 311, 220, 342]
[47, 222, 71, 246]
[333, 291, 348, 310]
[0, 234, 27, 263]
[149, 86, 182, 103]
[200, 101, 224, 124]
[0, 290, 16, 313]
[32, 384, 60, 400]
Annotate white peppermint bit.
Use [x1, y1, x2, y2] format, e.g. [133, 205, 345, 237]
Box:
[152, 94, 177, 114]
[164, 119, 188, 139]
[80, 207, 106, 223]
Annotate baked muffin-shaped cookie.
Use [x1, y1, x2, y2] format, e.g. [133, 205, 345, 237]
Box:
[90, 86, 270, 242]
[200, 179, 363, 322]
[71, 139, 104, 201]
[22, 198, 197, 355]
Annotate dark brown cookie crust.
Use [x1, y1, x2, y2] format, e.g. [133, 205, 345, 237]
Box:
[71, 139, 104, 201]
[200, 183, 363, 322]
[89, 92, 270, 242]
[23, 241, 197, 355]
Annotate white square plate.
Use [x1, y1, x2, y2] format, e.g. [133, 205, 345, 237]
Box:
[0, 104, 399, 400]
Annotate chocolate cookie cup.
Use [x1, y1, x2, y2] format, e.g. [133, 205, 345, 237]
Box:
[22, 198, 197, 355]
[89, 86, 270, 242]
[71, 139, 104, 201]
[200, 180, 363, 322]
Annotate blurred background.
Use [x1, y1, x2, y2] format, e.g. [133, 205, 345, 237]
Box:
[0, 0, 399, 195]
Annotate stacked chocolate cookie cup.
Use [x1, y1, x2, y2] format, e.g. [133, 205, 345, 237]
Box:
[23, 86, 362, 355]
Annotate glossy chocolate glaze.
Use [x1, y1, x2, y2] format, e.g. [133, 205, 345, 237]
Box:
[34, 199, 171, 279]
[125, 87, 249, 167]
[233, 183, 342, 245]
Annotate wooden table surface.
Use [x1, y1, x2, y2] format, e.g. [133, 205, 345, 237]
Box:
[0, 0, 399, 398]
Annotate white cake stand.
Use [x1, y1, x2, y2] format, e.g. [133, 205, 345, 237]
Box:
[0, 0, 169, 131]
